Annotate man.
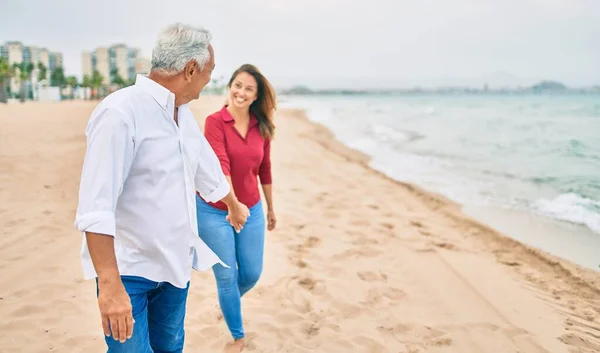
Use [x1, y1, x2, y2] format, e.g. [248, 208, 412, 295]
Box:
[74, 23, 249, 352]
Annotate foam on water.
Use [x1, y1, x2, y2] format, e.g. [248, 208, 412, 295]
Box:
[533, 193, 600, 234]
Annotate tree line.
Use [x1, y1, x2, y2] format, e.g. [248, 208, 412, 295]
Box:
[0, 56, 228, 103]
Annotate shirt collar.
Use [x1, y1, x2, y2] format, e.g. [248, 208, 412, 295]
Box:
[220, 105, 258, 127]
[135, 74, 175, 110]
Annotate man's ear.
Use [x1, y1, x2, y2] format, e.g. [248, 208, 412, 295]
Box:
[184, 61, 196, 82]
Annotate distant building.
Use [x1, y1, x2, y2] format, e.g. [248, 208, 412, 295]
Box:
[82, 44, 150, 86]
[0, 44, 7, 59]
[0, 41, 63, 98]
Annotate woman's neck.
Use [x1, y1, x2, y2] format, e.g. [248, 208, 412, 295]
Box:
[226, 105, 250, 123]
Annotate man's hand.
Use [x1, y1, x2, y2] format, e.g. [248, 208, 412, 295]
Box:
[226, 201, 250, 232]
[97, 279, 134, 343]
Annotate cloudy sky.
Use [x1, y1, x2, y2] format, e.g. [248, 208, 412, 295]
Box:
[1, 0, 598, 88]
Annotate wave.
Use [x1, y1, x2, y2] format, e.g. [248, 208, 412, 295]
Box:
[367, 124, 425, 144]
[532, 193, 600, 234]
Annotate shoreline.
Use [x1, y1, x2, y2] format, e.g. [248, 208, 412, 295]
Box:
[289, 107, 600, 295]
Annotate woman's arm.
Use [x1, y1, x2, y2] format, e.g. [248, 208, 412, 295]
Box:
[259, 138, 275, 230]
[261, 183, 273, 212]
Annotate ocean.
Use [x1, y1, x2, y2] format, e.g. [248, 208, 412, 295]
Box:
[279, 93, 600, 270]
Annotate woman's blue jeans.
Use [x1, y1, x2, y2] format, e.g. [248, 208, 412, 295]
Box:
[195, 195, 265, 340]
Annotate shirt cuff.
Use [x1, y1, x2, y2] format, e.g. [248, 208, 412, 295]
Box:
[200, 178, 231, 203]
[74, 211, 116, 236]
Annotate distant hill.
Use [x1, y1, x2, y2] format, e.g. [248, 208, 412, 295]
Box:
[531, 80, 568, 92]
[277, 80, 600, 96]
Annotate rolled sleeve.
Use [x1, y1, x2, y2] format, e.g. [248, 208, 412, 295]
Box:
[195, 133, 231, 203]
[200, 177, 231, 203]
[74, 211, 116, 236]
[74, 106, 134, 237]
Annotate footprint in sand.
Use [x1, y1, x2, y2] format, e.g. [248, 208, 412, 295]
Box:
[363, 286, 406, 307]
[298, 277, 316, 290]
[315, 191, 329, 202]
[383, 287, 407, 300]
[383, 324, 453, 348]
[432, 241, 458, 251]
[559, 333, 600, 352]
[286, 243, 306, 253]
[352, 237, 380, 246]
[419, 229, 432, 236]
[346, 229, 381, 246]
[294, 259, 308, 268]
[297, 276, 327, 295]
[357, 271, 388, 282]
[331, 247, 382, 260]
[378, 222, 395, 231]
[304, 236, 321, 248]
[285, 236, 321, 262]
[410, 220, 425, 228]
[302, 322, 320, 338]
[279, 277, 314, 313]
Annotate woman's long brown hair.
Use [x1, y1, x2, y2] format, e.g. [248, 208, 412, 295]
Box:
[228, 64, 276, 140]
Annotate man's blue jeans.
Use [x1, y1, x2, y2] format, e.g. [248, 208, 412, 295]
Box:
[195, 195, 266, 340]
[97, 275, 189, 352]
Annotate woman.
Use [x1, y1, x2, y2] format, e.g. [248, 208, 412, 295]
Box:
[196, 64, 276, 352]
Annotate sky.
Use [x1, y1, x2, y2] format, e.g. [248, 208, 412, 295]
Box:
[1, 0, 599, 89]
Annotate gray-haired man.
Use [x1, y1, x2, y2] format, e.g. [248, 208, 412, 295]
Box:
[74, 23, 248, 352]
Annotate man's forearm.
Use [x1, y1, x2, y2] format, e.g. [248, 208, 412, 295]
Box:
[85, 232, 121, 285]
[219, 176, 240, 209]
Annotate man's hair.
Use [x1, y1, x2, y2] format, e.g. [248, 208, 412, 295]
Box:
[150, 23, 212, 75]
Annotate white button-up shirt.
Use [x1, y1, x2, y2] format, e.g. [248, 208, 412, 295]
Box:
[74, 74, 230, 288]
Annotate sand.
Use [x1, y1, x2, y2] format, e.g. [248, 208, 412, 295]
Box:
[0, 97, 599, 353]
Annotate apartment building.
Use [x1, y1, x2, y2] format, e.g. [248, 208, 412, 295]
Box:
[82, 43, 150, 86]
[0, 41, 64, 97]
[0, 41, 62, 76]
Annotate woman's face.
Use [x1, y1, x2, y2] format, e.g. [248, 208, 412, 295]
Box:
[228, 72, 258, 111]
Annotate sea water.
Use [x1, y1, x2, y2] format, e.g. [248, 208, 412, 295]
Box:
[280, 93, 600, 269]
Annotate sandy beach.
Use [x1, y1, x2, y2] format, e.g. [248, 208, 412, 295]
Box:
[1, 97, 599, 353]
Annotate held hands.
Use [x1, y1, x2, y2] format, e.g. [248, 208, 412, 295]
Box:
[226, 201, 250, 232]
[97, 279, 134, 343]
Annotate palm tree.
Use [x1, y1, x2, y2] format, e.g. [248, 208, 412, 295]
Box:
[37, 62, 47, 84]
[81, 75, 91, 100]
[50, 67, 65, 88]
[0, 57, 14, 103]
[91, 70, 104, 99]
[13, 62, 34, 102]
[65, 76, 78, 99]
[110, 68, 126, 89]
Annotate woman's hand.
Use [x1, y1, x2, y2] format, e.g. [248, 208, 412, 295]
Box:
[267, 209, 277, 231]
